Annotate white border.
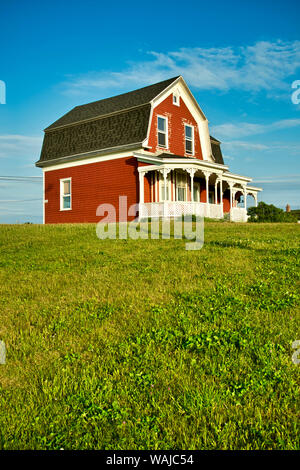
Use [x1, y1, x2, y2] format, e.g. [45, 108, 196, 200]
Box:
[184, 124, 194, 156]
[60, 177, 72, 211]
[157, 114, 168, 149]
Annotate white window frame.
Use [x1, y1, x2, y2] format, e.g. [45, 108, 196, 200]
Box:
[60, 177, 72, 211]
[157, 115, 168, 149]
[173, 93, 180, 106]
[184, 124, 194, 156]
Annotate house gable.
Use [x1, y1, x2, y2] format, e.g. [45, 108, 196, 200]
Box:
[143, 77, 214, 163]
[146, 93, 204, 159]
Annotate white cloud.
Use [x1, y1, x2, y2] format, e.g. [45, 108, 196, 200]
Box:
[253, 175, 300, 184]
[62, 40, 300, 97]
[223, 154, 235, 161]
[0, 135, 43, 160]
[211, 119, 300, 139]
[222, 141, 269, 150]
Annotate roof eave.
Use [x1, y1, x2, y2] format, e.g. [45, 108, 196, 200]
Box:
[35, 142, 144, 168]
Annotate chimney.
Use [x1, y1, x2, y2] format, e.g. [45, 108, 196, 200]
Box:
[286, 204, 291, 212]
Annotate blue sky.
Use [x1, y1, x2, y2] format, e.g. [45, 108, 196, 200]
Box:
[0, 0, 300, 223]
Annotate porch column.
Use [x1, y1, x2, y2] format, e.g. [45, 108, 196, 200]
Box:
[214, 180, 218, 204]
[160, 168, 171, 217]
[187, 168, 196, 202]
[255, 194, 258, 207]
[229, 182, 234, 209]
[139, 171, 144, 204]
[163, 170, 168, 202]
[220, 178, 223, 206]
[203, 171, 210, 204]
[219, 178, 224, 217]
[243, 186, 247, 210]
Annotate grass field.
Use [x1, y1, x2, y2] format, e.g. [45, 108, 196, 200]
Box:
[0, 221, 299, 450]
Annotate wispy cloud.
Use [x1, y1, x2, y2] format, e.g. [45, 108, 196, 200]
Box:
[62, 40, 300, 98]
[253, 175, 300, 184]
[211, 119, 300, 139]
[0, 135, 43, 160]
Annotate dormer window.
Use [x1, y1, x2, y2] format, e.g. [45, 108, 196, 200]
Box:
[157, 115, 168, 148]
[185, 124, 194, 155]
[173, 93, 180, 106]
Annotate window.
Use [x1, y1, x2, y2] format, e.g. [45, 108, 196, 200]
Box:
[185, 124, 194, 155]
[60, 178, 71, 210]
[157, 116, 168, 148]
[160, 182, 169, 201]
[176, 172, 187, 202]
[159, 173, 170, 201]
[193, 182, 200, 202]
[173, 93, 180, 106]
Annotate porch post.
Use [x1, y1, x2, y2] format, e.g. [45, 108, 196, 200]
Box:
[139, 171, 145, 219]
[187, 168, 196, 203]
[220, 178, 223, 206]
[255, 194, 258, 207]
[243, 186, 247, 210]
[214, 180, 218, 204]
[163, 170, 167, 202]
[203, 171, 210, 204]
[160, 168, 170, 217]
[229, 183, 233, 209]
[139, 171, 144, 204]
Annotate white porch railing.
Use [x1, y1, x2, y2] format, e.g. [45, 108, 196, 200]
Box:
[230, 207, 248, 222]
[139, 202, 223, 219]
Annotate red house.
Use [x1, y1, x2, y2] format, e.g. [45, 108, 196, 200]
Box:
[36, 76, 261, 223]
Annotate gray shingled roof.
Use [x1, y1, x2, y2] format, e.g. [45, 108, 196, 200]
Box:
[36, 77, 181, 167]
[36, 76, 225, 167]
[211, 140, 224, 165]
[45, 76, 180, 131]
[38, 104, 151, 165]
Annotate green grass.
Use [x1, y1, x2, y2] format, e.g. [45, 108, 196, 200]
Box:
[0, 222, 299, 450]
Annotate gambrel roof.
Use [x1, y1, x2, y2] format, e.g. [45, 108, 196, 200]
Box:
[36, 76, 224, 167]
[45, 76, 180, 131]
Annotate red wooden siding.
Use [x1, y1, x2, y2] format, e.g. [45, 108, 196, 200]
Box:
[44, 156, 151, 223]
[147, 94, 203, 159]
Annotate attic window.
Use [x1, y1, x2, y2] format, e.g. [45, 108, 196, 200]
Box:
[173, 93, 180, 106]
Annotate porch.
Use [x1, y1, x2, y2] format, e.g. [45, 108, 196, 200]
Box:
[139, 201, 223, 219]
[137, 156, 260, 222]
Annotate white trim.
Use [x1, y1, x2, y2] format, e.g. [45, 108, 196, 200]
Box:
[223, 172, 252, 183]
[134, 151, 228, 171]
[246, 185, 263, 192]
[152, 77, 206, 120]
[173, 91, 180, 107]
[157, 114, 168, 149]
[42, 150, 140, 172]
[60, 177, 72, 211]
[43, 172, 45, 224]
